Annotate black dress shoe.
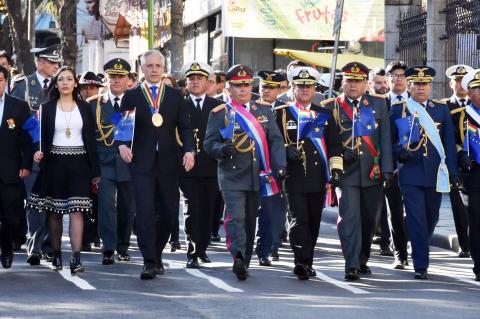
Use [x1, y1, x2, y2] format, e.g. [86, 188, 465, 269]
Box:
[359, 265, 372, 275]
[271, 251, 279, 261]
[232, 258, 248, 280]
[258, 257, 271, 267]
[392, 259, 408, 270]
[211, 234, 221, 242]
[140, 265, 156, 280]
[458, 250, 471, 258]
[1, 254, 13, 268]
[186, 258, 199, 269]
[52, 250, 62, 271]
[170, 241, 181, 252]
[69, 257, 85, 275]
[117, 251, 130, 262]
[102, 251, 115, 265]
[414, 271, 428, 280]
[199, 255, 211, 263]
[308, 267, 316, 277]
[379, 247, 394, 257]
[155, 261, 165, 274]
[345, 268, 360, 281]
[27, 252, 41, 265]
[293, 264, 309, 280]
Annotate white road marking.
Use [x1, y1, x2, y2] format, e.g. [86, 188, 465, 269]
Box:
[40, 260, 96, 290]
[185, 269, 244, 293]
[312, 268, 370, 294]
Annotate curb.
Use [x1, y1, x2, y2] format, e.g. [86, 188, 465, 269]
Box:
[321, 207, 460, 253]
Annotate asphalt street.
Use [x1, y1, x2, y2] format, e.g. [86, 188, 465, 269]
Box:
[1, 216, 479, 319]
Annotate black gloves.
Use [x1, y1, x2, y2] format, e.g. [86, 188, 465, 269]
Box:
[398, 149, 414, 163]
[383, 172, 393, 188]
[343, 148, 359, 164]
[330, 168, 343, 187]
[222, 140, 236, 157]
[286, 145, 303, 161]
[458, 151, 472, 170]
[450, 175, 460, 189]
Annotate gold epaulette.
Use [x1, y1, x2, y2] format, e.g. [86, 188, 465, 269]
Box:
[86, 94, 101, 103]
[274, 104, 288, 110]
[329, 156, 343, 172]
[212, 104, 226, 113]
[450, 106, 466, 115]
[441, 98, 450, 104]
[369, 93, 386, 99]
[431, 99, 447, 105]
[255, 100, 271, 106]
[320, 97, 336, 106]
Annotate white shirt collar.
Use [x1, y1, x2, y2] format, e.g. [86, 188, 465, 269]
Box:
[144, 80, 162, 89]
[190, 93, 206, 109]
[0, 92, 5, 124]
[388, 90, 408, 102]
[347, 97, 360, 106]
[35, 71, 49, 87]
[245, 102, 251, 111]
[109, 92, 124, 105]
[0, 92, 5, 103]
[453, 95, 468, 105]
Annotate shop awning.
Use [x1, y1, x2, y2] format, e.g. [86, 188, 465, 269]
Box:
[273, 48, 384, 70]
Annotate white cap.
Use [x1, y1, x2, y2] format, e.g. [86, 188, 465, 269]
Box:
[287, 66, 320, 85]
[181, 61, 213, 77]
[445, 64, 473, 79]
[461, 69, 480, 91]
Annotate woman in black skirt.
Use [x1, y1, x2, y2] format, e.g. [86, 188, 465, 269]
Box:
[28, 66, 100, 274]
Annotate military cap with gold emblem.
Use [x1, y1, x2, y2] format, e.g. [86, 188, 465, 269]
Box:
[287, 66, 320, 85]
[258, 70, 285, 88]
[79, 71, 104, 87]
[103, 58, 131, 76]
[225, 64, 254, 84]
[31, 44, 62, 64]
[341, 62, 369, 80]
[404, 66, 436, 83]
[445, 64, 473, 80]
[181, 61, 213, 78]
[461, 69, 480, 91]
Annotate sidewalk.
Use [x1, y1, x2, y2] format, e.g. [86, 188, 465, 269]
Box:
[321, 195, 461, 253]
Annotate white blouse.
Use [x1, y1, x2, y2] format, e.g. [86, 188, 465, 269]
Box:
[52, 105, 84, 146]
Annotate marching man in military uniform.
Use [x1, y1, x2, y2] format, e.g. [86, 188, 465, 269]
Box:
[322, 62, 393, 281]
[11, 42, 61, 265]
[204, 64, 286, 280]
[456, 69, 480, 281]
[390, 66, 458, 279]
[444, 64, 474, 258]
[88, 58, 136, 265]
[179, 61, 223, 269]
[276, 67, 343, 279]
[254, 70, 289, 266]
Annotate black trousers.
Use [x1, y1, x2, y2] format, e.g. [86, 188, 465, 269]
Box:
[132, 170, 179, 266]
[180, 177, 219, 259]
[385, 176, 408, 261]
[0, 180, 26, 255]
[287, 191, 325, 267]
[450, 188, 470, 252]
[212, 192, 224, 236]
[467, 191, 480, 275]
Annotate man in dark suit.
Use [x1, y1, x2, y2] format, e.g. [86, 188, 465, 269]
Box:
[118, 50, 195, 279]
[444, 64, 474, 258]
[0, 65, 33, 268]
[204, 64, 286, 280]
[254, 70, 289, 267]
[390, 66, 458, 279]
[323, 62, 393, 281]
[277, 67, 343, 279]
[178, 61, 223, 269]
[11, 43, 61, 265]
[89, 58, 136, 265]
[384, 61, 410, 269]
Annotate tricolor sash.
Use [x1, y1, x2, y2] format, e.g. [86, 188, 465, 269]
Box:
[337, 96, 382, 180]
[463, 104, 480, 163]
[405, 98, 450, 193]
[288, 103, 330, 180]
[226, 100, 279, 197]
[141, 82, 166, 114]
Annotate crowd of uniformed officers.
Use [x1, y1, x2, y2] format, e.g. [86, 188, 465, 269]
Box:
[0, 41, 479, 283]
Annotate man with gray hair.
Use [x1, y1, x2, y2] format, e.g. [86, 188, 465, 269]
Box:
[118, 50, 195, 279]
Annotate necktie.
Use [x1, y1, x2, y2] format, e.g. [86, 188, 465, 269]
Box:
[459, 98, 466, 107]
[396, 95, 403, 101]
[195, 98, 202, 110]
[113, 97, 120, 112]
[43, 79, 49, 89]
[352, 100, 359, 108]
[150, 86, 158, 101]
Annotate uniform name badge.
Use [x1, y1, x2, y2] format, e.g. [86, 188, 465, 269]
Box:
[152, 112, 163, 127]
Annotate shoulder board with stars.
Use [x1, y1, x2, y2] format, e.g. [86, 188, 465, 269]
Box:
[255, 100, 271, 107]
[431, 99, 447, 106]
[320, 97, 336, 106]
[440, 98, 450, 104]
[369, 93, 386, 99]
[212, 104, 226, 113]
[274, 104, 289, 110]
